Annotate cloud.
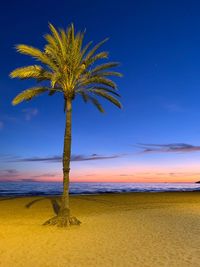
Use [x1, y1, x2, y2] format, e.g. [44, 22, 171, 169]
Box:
[22, 108, 38, 121]
[0, 169, 20, 181]
[137, 143, 200, 154]
[19, 178, 39, 182]
[71, 154, 121, 161]
[11, 155, 62, 163]
[5, 153, 122, 163]
[5, 169, 18, 174]
[0, 169, 59, 182]
[31, 173, 57, 178]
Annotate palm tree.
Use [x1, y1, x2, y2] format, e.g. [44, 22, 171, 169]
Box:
[10, 23, 122, 227]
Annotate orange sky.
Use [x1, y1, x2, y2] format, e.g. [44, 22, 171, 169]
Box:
[1, 154, 200, 183]
[12, 165, 199, 183]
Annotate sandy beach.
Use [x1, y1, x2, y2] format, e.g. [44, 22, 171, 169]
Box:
[0, 192, 199, 267]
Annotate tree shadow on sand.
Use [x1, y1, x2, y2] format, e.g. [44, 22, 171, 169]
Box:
[25, 197, 81, 226]
[0, 196, 17, 201]
[0, 196, 82, 226]
[25, 196, 61, 216]
[0, 196, 62, 217]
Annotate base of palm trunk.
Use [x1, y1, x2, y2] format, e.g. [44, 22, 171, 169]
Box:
[43, 208, 81, 227]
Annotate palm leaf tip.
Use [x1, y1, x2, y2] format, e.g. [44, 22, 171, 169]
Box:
[15, 44, 25, 53]
[10, 67, 23, 79]
[48, 23, 60, 38]
[9, 70, 15, 79]
[70, 22, 74, 29]
[89, 97, 105, 113]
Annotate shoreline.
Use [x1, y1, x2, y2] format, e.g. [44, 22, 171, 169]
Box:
[0, 189, 200, 198]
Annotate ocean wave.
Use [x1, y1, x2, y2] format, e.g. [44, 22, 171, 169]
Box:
[0, 182, 199, 196]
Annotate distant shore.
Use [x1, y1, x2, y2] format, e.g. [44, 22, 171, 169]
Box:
[0, 192, 199, 267]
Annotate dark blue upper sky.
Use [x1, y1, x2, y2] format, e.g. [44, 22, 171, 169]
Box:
[1, 0, 200, 182]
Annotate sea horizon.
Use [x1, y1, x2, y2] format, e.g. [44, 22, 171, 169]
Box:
[0, 181, 199, 197]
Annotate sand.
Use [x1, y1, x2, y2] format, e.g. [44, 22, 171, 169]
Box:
[0, 192, 199, 267]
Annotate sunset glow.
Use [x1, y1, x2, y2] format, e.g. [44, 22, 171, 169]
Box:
[1, 2, 200, 184]
[1, 160, 200, 183]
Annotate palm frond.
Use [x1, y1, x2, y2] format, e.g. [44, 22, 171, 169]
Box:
[79, 91, 89, 103]
[85, 52, 109, 67]
[91, 62, 120, 73]
[89, 96, 105, 113]
[93, 71, 122, 77]
[11, 23, 122, 110]
[79, 76, 117, 90]
[16, 44, 44, 60]
[91, 90, 122, 109]
[81, 41, 93, 58]
[10, 65, 51, 80]
[86, 87, 120, 97]
[79, 91, 104, 113]
[12, 87, 50, 105]
[48, 23, 66, 58]
[16, 44, 58, 70]
[84, 38, 109, 62]
[44, 33, 59, 51]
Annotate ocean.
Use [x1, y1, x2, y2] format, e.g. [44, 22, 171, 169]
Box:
[0, 182, 199, 196]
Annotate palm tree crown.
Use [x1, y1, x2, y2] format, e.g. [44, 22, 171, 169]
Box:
[10, 23, 122, 112]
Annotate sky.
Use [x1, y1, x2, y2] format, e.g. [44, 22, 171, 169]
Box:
[1, 0, 200, 183]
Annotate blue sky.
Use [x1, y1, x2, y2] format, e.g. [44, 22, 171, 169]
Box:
[1, 0, 200, 182]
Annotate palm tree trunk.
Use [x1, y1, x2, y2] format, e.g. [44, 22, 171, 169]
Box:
[61, 98, 72, 216]
[43, 98, 81, 227]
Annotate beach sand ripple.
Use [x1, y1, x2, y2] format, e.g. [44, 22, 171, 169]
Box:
[0, 192, 199, 267]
